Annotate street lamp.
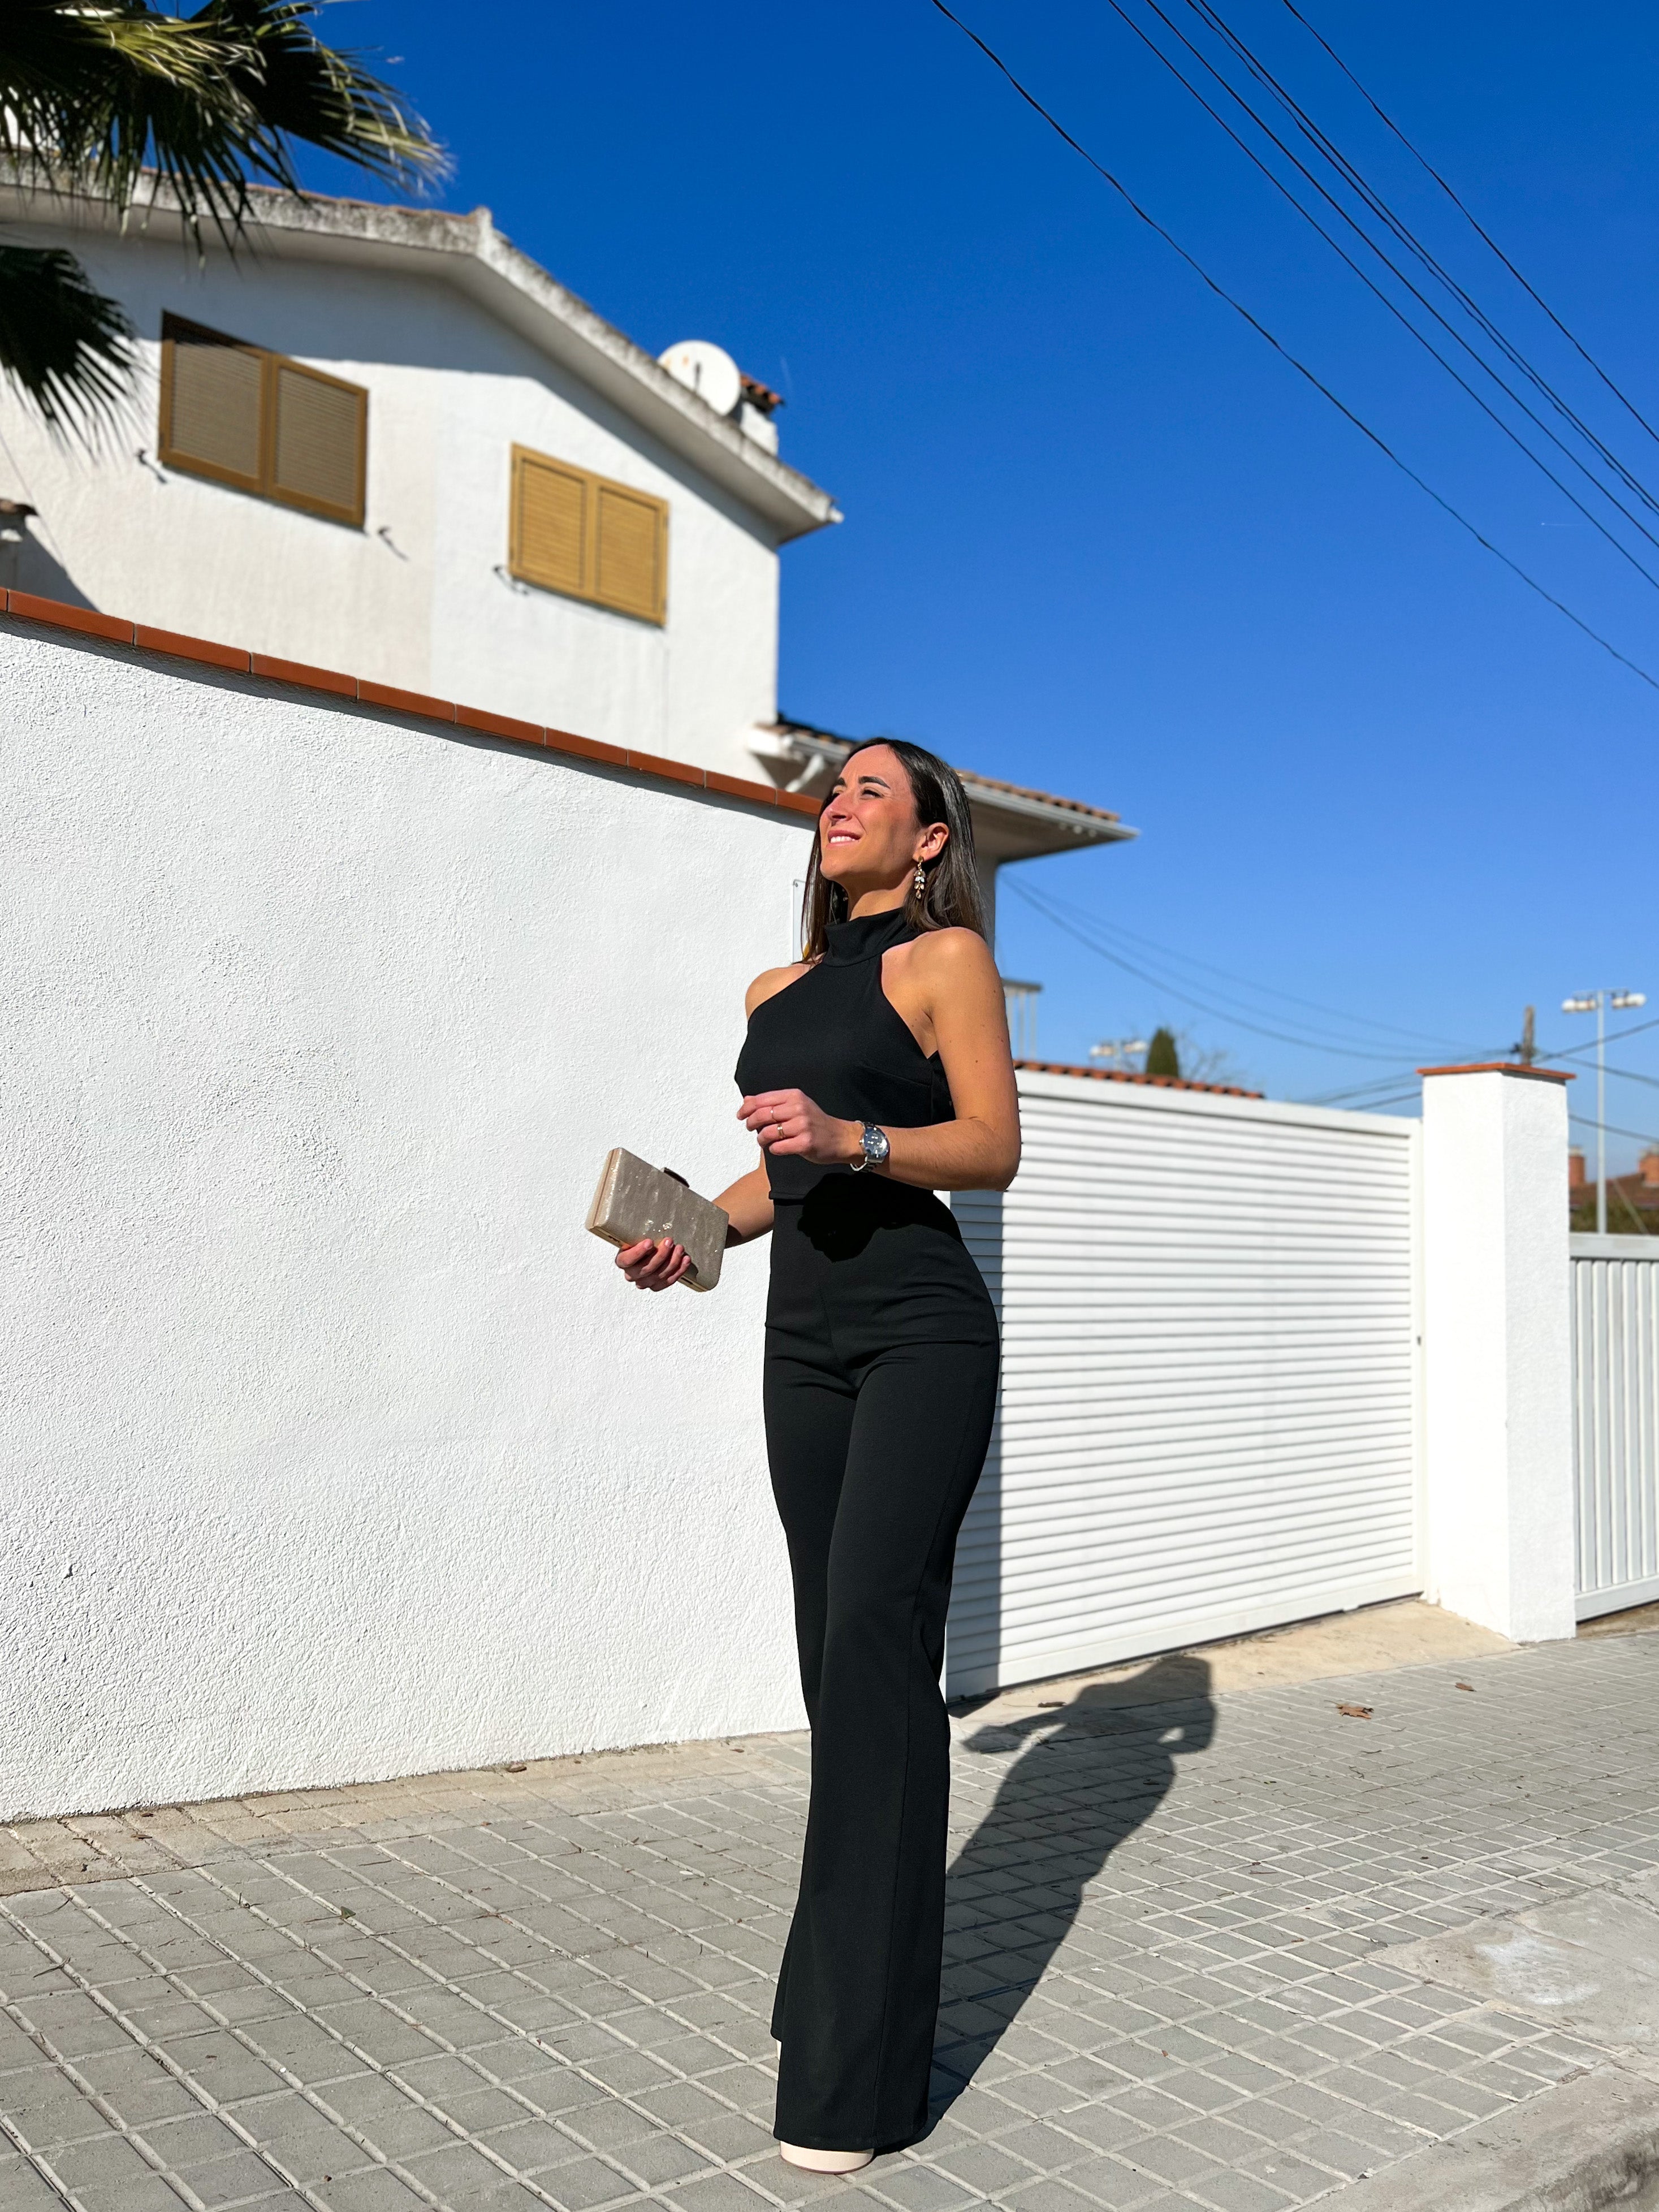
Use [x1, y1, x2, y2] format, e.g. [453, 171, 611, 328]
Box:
[1562, 988, 1647, 1234]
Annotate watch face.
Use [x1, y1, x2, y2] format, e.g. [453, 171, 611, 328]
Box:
[864, 1124, 890, 1164]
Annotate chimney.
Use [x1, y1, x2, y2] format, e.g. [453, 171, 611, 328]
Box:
[1569, 1147, 1587, 1191]
[1642, 1146, 1659, 1190]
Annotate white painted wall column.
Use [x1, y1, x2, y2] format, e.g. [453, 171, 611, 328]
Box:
[1420, 1063, 1576, 1641]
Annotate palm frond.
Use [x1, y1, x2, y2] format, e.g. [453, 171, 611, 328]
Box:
[1, 0, 447, 247]
[0, 243, 134, 438]
[0, 1, 444, 442]
[224, 0, 448, 189]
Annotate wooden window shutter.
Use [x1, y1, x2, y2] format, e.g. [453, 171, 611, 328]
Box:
[270, 361, 367, 526]
[157, 312, 368, 526]
[594, 482, 667, 623]
[511, 447, 589, 599]
[159, 317, 263, 490]
[508, 447, 667, 624]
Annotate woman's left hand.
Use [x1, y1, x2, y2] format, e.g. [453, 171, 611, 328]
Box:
[737, 1087, 856, 1165]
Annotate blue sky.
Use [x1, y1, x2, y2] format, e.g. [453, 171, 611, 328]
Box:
[308, 1, 1659, 1161]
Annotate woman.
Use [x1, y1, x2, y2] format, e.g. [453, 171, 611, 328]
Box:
[616, 741, 1019, 2168]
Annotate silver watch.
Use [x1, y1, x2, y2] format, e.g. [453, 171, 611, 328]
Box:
[849, 1122, 891, 1174]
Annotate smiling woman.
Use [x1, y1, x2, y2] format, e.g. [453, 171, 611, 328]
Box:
[614, 740, 1018, 2167]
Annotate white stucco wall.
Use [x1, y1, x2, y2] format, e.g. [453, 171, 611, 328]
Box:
[1421, 1067, 1576, 1643]
[1, 622, 813, 1821]
[0, 225, 783, 780]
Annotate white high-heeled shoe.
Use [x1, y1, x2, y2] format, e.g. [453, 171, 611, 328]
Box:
[778, 2142, 875, 2173]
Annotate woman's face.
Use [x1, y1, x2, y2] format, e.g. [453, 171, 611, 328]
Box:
[818, 745, 947, 891]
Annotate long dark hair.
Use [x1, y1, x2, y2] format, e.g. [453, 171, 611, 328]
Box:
[799, 739, 984, 963]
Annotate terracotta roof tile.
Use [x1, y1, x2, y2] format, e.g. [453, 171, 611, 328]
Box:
[1015, 1059, 1263, 1099]
[956, 768, 1120, 825]
[767, 718, 1120, 824]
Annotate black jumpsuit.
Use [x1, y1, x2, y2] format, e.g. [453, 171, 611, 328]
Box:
[734, 904, 1001, 2153]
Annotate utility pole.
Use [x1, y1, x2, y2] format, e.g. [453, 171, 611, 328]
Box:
[1562, 988, 1647, 1234]
[1513, 1006, 1537, 1065]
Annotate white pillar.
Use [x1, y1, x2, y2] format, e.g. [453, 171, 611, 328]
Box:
[1420, 1062, 1576, 1642]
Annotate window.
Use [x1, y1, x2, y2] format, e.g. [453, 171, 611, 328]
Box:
[509, 446, 667, 624]
[158, 314, 368, 528]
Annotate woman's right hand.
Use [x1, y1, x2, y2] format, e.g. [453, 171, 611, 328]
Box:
[616, 1237, 692, 1292]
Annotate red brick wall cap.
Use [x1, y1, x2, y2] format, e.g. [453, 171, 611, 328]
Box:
[8, 591, 134, 645]
[2, 590, 808, 828]
[1418, 1062, 1575, 1082]
[133, 625, 250, 672]
[249, 652, 356, 698]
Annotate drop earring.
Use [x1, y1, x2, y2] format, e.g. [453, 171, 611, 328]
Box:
[913, 862, 927, 898]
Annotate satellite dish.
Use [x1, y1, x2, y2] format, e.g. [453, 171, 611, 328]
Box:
[658, 340, 742, 419]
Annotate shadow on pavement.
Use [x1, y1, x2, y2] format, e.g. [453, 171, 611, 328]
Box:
[930, 1652, 1217, 2118]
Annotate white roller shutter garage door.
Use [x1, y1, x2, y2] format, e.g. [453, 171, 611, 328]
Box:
[948, 1070, 1422, 1696]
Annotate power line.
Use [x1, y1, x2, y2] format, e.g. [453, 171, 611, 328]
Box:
[1026, 885, 1477, 1052]
[924, 0, 1659, 693]
[1299, 1072, 1428, 1105]
[1545, 1012, 1659, 1059]
[1277, 0, 1659, 463]
[1104, 0, 1659, 591]
[1186, 0, 1659, 529]
[1013, 882, 1400, 1057]
[1295, 1072, 1428, 1109]
[1332, 1089, 1421, 1112]
[1571, 1110, 1659, 1147]
[1306, 1026, 1659, 1105]
[1008, 878, 1506, 1063]
[1010, 878, 1659, 1086]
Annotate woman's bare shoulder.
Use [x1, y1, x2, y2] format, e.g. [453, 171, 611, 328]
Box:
[908, 926, 1000, 984]
[745, 960, 812, 1017]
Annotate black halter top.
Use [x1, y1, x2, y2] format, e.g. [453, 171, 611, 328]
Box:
[734, 905, 956, 1201]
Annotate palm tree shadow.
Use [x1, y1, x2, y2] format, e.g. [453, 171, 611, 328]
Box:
[930, 1652, 1216, 2118]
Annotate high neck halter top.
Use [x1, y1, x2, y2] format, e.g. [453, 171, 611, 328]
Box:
[733, 905, 956, 1201]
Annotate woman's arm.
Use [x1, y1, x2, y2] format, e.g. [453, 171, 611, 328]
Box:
[737, 928, 1020, 1194]
[614, 1163, 774, 1292]
[898, 928, 1020, 1189]
[714, 1164, 775, 1243]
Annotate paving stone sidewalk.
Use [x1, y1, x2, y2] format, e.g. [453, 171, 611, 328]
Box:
[1, 1628, 1657, 2212]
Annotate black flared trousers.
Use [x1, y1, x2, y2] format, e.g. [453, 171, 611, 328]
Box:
[763, 1183, 999, 2153]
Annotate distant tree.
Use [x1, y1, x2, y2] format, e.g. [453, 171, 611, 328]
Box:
[0, 0, 445, 439]
[1572, 1188, 1659, 1236]
[1173, 1031, 1251, 1089]
[1144, 1026, 1181, 1080]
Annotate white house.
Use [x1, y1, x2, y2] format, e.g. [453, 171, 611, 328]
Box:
[0, 175, 1132, 928]
[0, 175, 1144, 1816]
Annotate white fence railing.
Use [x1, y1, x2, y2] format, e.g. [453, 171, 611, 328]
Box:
[1572, 1234, 1659, 1621]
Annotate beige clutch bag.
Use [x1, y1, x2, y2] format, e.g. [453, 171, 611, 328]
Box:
[586, 1148, 729, 1292]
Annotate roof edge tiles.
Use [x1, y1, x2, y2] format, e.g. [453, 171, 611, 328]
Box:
[1014, 1059, 1264, 1099]
[0, 172, 839, 546]
[766, 716, 1133, 840]
[1, 590, 823, 822]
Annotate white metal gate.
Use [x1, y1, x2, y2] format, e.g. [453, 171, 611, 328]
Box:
[948, 1069, 1422, 1697]
[1572, 1234, 1659, 1620]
